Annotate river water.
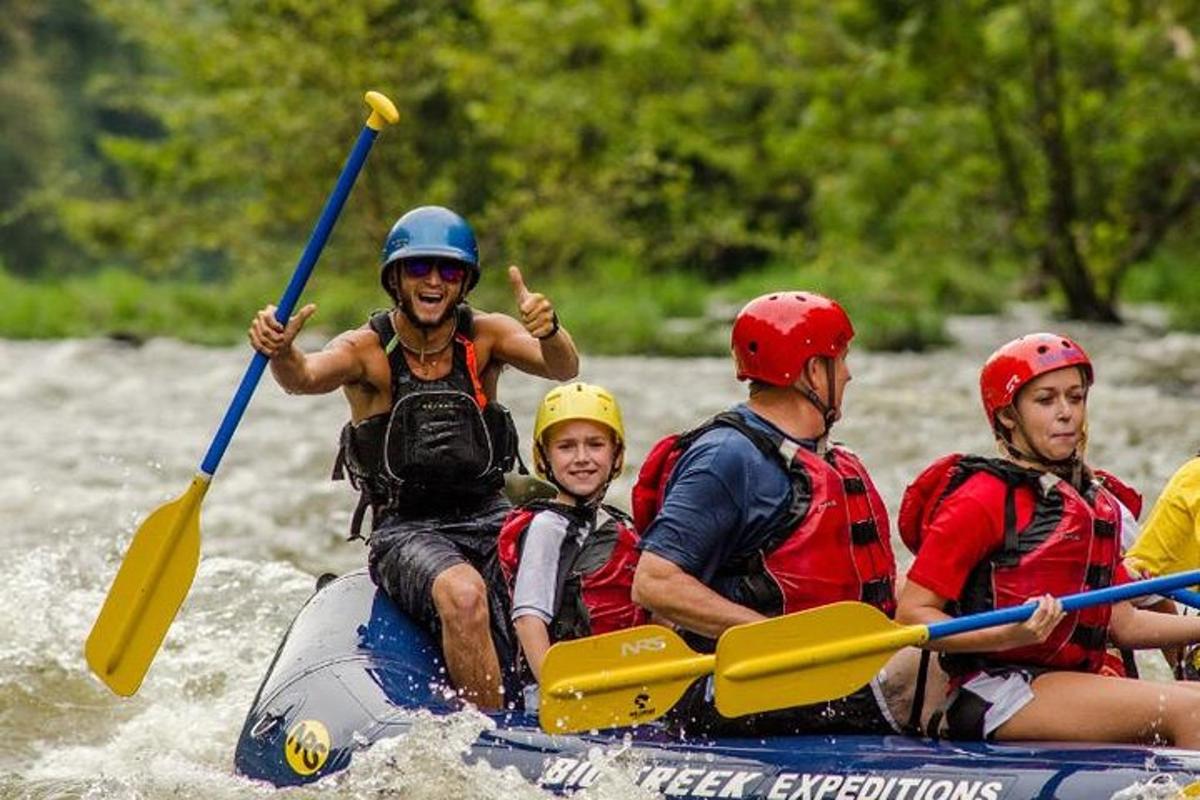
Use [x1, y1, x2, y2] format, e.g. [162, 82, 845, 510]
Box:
[3, 304, 1199, 799]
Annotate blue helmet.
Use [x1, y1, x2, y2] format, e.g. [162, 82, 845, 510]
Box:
[380, 205, 480, 294]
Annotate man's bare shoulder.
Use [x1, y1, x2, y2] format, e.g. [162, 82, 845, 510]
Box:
[324, 324, 379, 353]
[323, 325, 387, 386]
[471, 308, 523, 341]
[324, 322, 390, 397]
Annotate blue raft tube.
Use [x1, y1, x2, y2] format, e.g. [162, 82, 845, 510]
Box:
[234, 570, 1200, 798]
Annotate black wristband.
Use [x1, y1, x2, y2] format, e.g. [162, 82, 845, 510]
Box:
[535, 312, 560, 340]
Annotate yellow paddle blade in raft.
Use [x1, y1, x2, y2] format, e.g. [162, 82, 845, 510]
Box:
[539, 625, 713, 734]
[715, 602, 929, 717]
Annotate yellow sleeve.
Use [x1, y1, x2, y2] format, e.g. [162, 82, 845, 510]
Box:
[1125, 458, 1200, 577]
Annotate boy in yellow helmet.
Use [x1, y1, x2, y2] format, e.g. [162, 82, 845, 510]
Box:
[496, 382, 648, 700]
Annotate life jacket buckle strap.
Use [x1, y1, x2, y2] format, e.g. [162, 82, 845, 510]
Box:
[776, 438, 801, 465]
[1070, 623, 1109, 650]
[347, 494, 372, 542]
[1085, 564, 1113, 588]
[860, 577, 894, 608]
[843, 476, 867, 495]
[1093, 519, 1117, 538]
[850, 519, 880, 545]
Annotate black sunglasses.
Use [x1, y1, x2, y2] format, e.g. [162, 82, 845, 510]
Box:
[400, 259, 469, 284]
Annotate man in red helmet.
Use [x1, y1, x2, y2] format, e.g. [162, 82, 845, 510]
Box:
[631, 291, 903, 735]
[248, 205, 580, 710]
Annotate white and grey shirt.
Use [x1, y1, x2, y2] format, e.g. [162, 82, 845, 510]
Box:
[511, 507, 610, 623]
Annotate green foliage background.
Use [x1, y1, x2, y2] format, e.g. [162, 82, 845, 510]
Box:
[3, 0, 1199, 351]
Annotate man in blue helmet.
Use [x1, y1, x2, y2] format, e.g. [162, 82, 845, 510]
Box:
[248, 205, 579, 709]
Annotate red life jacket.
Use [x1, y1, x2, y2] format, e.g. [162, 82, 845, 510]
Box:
[497, 501, 647, 641]
[899, 454, 1126, 675]
[1095, 469, 1143, 520]
[631, 411, 896, 618]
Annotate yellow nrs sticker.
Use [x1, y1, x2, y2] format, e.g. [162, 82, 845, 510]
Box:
[284, 719, 331, 776]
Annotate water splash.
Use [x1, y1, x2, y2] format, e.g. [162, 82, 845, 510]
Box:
[1109, 772, 1198, 799]
[6, 315, 1200, 798]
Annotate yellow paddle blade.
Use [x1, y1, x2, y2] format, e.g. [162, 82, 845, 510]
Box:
[539, 625, 713, 734]
[714, 602, 928, 717]
[85, 475, 209, 696]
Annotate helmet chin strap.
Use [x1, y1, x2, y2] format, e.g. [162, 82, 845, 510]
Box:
[1001, 418, 1085, 487]
[796, 358, 839, 444]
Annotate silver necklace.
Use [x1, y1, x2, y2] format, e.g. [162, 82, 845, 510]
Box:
[390, 310, 454, 366]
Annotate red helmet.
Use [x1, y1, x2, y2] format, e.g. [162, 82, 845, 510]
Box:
[979, 332, 1093, 425]
[732, 292, 854, 386]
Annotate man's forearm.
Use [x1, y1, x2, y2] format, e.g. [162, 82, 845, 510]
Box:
[635, 569, 764, 639]
[267, 344, 314, 394]
[539, 328, 579, 381]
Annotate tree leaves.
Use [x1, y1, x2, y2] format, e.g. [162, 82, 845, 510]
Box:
[6, 0, 1200, 326]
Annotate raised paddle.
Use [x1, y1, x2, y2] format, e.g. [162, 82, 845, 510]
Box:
[85, 91, 400, 697]
[539, 568, 1200, 733]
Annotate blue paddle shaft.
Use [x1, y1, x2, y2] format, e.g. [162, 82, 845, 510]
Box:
[1169, 588, 1200, 611]
[928, 569, 1200, 639]
[199, 124, 381, 477]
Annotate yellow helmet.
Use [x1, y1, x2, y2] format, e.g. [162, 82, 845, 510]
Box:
[532, 382, 625, 479]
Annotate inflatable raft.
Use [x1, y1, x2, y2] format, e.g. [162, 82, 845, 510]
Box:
[233, 570, 1200, 798]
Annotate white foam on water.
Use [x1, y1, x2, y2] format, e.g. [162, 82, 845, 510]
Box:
[302, 710, 550, 799]
[7, 317, 1200, 797]
[295, 711, 663, 800]
[10, 553, 314, 798]
[563, 741, 664, 800]
[1109, 772, 1198, 799]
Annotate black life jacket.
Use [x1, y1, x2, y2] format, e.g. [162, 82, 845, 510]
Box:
[332, 305, 519, 537]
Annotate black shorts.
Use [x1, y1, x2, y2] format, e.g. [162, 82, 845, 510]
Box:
[668, 678, 896, 738]
[939, 666, 1048, 741]
[367, 495, 519, 695]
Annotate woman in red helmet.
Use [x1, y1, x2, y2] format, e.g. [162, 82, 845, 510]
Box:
[896, 333, 1200, 746]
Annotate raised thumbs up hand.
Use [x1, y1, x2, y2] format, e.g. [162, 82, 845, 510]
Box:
[509, 265, 559, 339]
[248, 303, 317, 357]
